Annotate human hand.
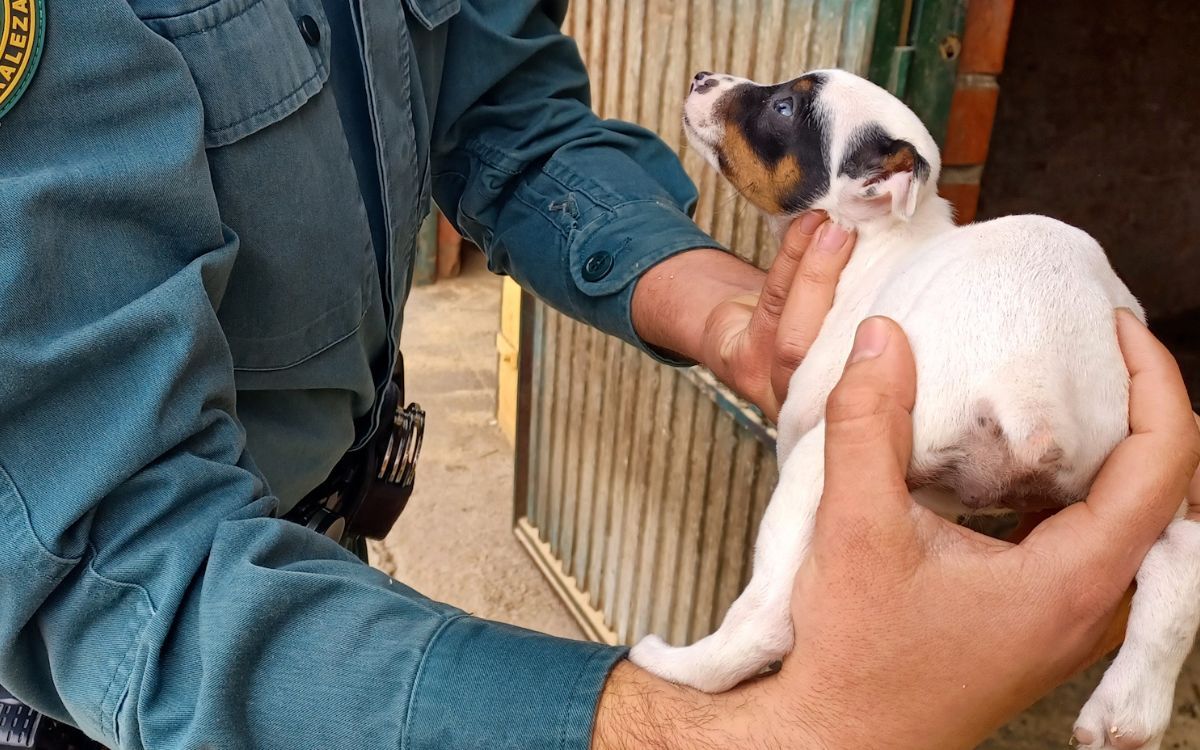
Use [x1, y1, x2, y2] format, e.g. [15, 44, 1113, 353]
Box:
[764, 312, 1200, 749]
[631, 212, 855, 420]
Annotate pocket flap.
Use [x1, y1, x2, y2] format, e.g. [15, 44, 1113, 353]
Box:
[403, 0, 461, 29]
[143, 0, 330, 148]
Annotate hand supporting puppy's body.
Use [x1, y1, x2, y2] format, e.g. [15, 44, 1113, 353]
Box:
[631, 69, 1200, 749]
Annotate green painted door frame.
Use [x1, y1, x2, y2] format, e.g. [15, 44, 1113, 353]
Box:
[867, 0, 967, 147]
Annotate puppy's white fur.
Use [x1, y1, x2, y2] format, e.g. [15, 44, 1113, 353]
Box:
[634, 70, 1200, 750]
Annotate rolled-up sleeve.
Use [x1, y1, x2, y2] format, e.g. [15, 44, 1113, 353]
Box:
[431, 0, 722, 359]
[0, 3, 623, 749]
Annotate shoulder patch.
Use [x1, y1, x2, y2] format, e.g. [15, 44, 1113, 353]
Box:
[0, 0, 44, 121]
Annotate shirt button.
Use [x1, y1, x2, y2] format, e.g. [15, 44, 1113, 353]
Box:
[298, 15, 322, 46]
[582, 252, 614, 282]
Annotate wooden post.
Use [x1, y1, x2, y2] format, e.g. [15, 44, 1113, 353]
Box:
[436, 212, 463, 280]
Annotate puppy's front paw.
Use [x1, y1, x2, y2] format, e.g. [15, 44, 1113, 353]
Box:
[1072, 667, 1173, 750]
[628, 634, 729, 692]
[629, 634, 671, 669]
[629, 633, 760, 693]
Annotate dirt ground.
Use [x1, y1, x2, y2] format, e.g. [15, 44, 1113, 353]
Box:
[372, 253, 1200, 747]
[368, 252, 581, 640]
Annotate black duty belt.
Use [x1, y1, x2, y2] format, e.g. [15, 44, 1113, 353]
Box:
[284, 358, 426, 543]
[1, 686, 105, 749]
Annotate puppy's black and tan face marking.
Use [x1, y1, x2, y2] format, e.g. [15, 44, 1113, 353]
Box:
[685, 69, 941, 223]
[684, 73, 830, 215]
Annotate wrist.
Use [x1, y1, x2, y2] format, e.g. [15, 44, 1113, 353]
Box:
[630, 248, 764, 366]
[591, 661, 736, 750]
[592, 661, 829, 750]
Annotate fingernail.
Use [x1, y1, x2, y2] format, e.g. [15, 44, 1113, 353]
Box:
[797, 211, 826, 235]
[816, 222, 850, 253]
[849, 317, 890, 364]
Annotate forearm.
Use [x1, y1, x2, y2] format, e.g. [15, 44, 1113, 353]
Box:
[433, 2, 729, 362]
[630, 248, 765, 365]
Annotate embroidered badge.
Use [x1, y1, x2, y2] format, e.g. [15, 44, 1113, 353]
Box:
[0, 0, 44, 120]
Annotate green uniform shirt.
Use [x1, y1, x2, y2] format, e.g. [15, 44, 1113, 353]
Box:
[0, 1, 719, 747]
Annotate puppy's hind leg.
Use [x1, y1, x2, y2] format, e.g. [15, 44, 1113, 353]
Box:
[1074, 517, 1200, 750]
[630, 425, 827, 693]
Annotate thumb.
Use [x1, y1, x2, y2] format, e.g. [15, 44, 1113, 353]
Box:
[820, 317, 918, 526]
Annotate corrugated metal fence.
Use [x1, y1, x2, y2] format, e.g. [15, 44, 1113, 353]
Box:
[515, 0, 882, 646]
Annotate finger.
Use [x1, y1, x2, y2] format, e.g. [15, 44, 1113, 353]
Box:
[746, 212, 826, 357]
[820, 317, 917, 526]
[770, 220, 856, 405]
[1030, 311, 1200, 576]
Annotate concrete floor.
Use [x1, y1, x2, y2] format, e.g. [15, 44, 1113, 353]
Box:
[370, 251, 1200, 747]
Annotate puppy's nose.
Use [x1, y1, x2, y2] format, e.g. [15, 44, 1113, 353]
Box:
[691, 71, 716, 93]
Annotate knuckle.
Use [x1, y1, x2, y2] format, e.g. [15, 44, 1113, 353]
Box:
[775, 351, 805, 375]
[826, 382, 890, 424]
[775, 334, 816, 371]
[756, 286, 788, 319]
[776, 235, 809, 264]
[796, 263, 835, 288]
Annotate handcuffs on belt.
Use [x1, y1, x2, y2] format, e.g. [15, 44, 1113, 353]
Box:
[284, 357, 426, 543]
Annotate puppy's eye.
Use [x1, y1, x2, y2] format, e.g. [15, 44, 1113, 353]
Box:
[772, 99, 794, 117]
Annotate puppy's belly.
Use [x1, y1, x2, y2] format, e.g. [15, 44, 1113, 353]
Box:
[781, 214, 1141, 513]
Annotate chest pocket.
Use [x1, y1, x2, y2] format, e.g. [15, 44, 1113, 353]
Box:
[141, 0, 382, 374]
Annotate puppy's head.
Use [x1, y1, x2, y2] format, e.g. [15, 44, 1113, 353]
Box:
[683, 69, 940, 224]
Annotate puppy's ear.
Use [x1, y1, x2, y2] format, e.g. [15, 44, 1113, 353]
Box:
[837, 136, 930, 222]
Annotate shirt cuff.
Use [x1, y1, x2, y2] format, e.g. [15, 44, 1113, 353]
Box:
[470, 141, 725, 367]
[404, 615, 628, 750]
[568, 198, 722, 367]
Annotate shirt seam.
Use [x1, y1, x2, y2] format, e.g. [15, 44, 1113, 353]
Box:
[227, 248, 375, 371]
[399, 612, 466, 749]
[463, 138, 522, 176]
[82, 544, 156, 742]
[140, 0, 265, 31]
[569, 200, 704, 274]
[541, 160, 620, 212]
[557, 646, 612, 750]
[512, 184, 571, 241]
[0, 463, 82, 574]
[205, 66, 326, 137]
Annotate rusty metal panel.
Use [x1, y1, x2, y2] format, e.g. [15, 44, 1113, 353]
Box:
[516, 0, 880, 646]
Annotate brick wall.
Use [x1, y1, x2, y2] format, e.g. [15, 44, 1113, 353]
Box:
[938, 0, 1014, 224]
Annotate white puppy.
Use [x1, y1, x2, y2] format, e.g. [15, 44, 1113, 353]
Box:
[630, 69, 1200, 750]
